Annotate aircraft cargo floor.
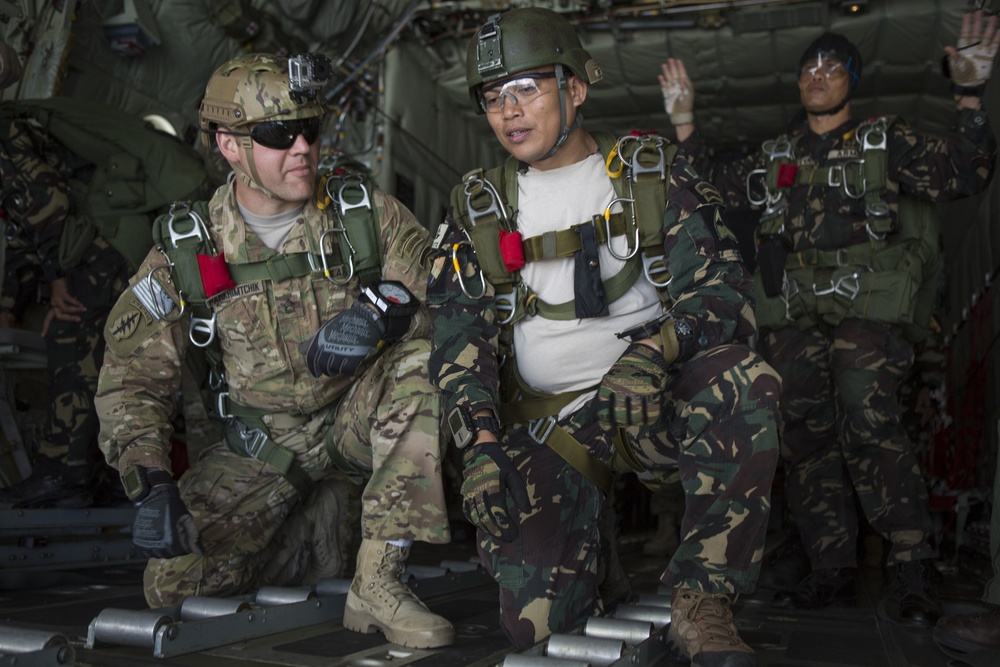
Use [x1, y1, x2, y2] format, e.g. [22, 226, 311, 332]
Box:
[0, 525, 994, 667]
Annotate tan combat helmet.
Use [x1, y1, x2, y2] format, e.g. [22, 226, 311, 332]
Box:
[199, 53, 329, 198]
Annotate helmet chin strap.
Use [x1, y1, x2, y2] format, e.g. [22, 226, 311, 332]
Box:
[807, 97, 849, 117]
[234, 136, 281, 200]
[539, 64, 581, 160]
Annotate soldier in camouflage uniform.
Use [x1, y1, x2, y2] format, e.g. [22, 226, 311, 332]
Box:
[95, 53, 455, 649]
[660, 10, 998, 627]
[0, 115, 132, 509]
[427, 9, 781, 665]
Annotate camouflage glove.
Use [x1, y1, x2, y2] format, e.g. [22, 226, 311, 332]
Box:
[460, 441, 531, 542]
[947, 11, 1000, 91]
[659, 58, 694, 125]
[131, 467, 204, 559]
[302, 301, 385, 378]
[596, 342, 671, 430]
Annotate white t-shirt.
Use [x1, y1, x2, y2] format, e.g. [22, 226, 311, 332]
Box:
[513, 152, 663, 417]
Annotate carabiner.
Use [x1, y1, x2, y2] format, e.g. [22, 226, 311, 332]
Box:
[604, 197, 638, 261]
[147, 264, 184, 322]
[841, 159, 867, 199]
[318, 227, 354, 284]
[451, 240, 487, 299]
[605, 144, 624, 178]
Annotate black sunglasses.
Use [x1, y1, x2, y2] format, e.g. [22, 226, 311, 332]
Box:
[219, 117, 323, 150]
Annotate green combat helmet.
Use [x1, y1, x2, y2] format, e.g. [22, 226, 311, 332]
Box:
[199, 53, 330, 198]
[466, 7, 602, 158]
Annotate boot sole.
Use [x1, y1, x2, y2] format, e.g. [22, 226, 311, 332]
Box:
[343, 599, 455, 649]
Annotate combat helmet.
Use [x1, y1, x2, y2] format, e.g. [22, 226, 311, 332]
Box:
[466, 8, 601, 158]
[465, 7, 602, 108]
[797, 32, 862, 115]
[200, 53, 329, 198]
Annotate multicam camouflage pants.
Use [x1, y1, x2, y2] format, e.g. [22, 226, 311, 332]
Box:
[478, 343, 780, 648]
[143, 339, 449, 607]
[759, 318, 935, 570]
[42, 237, 130, 483]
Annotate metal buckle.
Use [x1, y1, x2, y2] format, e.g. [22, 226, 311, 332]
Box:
[527, 416, 557, 445]
[629, 136, 667, 179]
[642, 253, 672, 288]
[234, 420, 268, 460]
[337, 176, 372, 214]
[860, 120, 888, 151]
[216, 391, 232, 419]
[463, 176, 507, 228]
[746, 169, 769, 206]
[494, 289, 517, 325]
[166, 202, 212, 251]
[189, 313, 216, 348]
[762, 136, 793, 160]
[826, 165, 843, 188]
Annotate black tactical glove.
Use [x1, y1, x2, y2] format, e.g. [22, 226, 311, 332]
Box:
[302, 301, 386, 377]
[596, 342, 671, 430]
[461, 441, 531, 542]
[302, 281, 418, 378]
[131, 467, 204, 559]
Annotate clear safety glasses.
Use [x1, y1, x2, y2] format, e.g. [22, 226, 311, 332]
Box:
[799, 54, 847, 81]
[221, 117, 323, 150]
[479, 72, 558, 114]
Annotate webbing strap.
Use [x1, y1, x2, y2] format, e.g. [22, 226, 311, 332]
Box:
[522, 257, 642, 320]
[521, 212, 628, 262]
[223, 410, 315, 499]
[545, 425, 613, 496]
[227, 252, 318, 284]
[497, 387, 594, 424]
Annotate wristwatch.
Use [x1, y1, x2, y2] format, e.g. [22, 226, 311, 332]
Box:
[360, 280, 420, 319]
[121, 465, 149, 502]
[447, 406, 501, 448]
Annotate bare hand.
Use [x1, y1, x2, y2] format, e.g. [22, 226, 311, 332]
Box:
[41, 277, 85, 336]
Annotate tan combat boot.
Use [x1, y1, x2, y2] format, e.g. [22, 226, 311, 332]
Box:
[343, 539, 455, 648]
[666, 587, 755, 667]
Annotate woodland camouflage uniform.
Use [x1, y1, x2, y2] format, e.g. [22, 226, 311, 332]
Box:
[0, 118, 131, 490]
[679, 107, 996, 571]
[428, 139, 781, 648]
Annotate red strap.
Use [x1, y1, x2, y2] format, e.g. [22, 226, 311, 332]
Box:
[777, 163, 799, 188]
[197, 254, 235, 298]
[498, 230, 525, 272]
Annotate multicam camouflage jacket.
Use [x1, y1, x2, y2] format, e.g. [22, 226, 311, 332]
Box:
[96, 180, 433, 474]
[679, 108, 996, 254]
[426, 135, 758, 418]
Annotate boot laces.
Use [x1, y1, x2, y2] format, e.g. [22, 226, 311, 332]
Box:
[896, 561, 934, 598]
[682, 592, 741, 647]
[373, 544, 424, 605]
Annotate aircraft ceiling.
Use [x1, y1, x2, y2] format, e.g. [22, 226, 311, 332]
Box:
[0, 0, 983, 155]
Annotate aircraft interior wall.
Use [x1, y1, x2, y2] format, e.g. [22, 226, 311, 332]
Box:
[936, 74, 1000, 529]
